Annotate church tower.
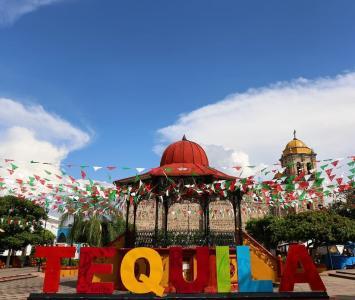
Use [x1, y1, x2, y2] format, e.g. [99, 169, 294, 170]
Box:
[278, 130, 322, 213]
[280, 130, 317, 178]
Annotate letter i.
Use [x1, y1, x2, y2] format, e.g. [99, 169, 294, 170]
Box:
[216, 246, 231, 292]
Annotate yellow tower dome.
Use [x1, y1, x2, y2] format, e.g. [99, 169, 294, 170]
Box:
[282, 130, 313, 155]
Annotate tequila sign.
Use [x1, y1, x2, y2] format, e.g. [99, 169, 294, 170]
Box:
[35, 244, 326, 296]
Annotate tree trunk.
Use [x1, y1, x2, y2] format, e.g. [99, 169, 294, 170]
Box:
[5, 249, 12, 267]
[20, 247, 26, 267]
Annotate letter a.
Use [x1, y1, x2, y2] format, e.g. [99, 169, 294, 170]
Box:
[279, 244, 326, 292]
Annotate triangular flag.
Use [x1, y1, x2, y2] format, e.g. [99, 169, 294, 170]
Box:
[93, 166, 103, 171]
[325, 169, 333, 178]
[320, 164, 328, 170]
[329, 174, 336, 181]
[331, 160, 339, 167]
[304, 174, 311, 181]
[136, 168, 145, 173]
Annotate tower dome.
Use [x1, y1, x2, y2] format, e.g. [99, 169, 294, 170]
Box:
[160, 135, 209, 166]
[282, 131, 313, 155]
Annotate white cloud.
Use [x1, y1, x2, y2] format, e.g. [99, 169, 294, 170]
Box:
[0, 98, 90, 180]
[0, 98, 90, 151]
[0, 0, 65, 25]
[156, 72, 355, 175]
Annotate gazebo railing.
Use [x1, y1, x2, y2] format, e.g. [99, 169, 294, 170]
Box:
[134, 230, 236, 247]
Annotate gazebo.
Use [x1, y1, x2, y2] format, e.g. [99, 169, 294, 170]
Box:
[114, 136, 244, 247]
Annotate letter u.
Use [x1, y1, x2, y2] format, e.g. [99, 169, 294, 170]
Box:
[169, 247, 210, 293]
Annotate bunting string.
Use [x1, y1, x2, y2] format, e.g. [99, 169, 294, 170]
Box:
[0, 156, 353, 217]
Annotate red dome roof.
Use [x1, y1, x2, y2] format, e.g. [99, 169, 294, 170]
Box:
[160, 135, 209, 166]
[115, 136, 235, 184]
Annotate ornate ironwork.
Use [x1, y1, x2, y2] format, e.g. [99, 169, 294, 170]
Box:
[134, 230, 236, 247]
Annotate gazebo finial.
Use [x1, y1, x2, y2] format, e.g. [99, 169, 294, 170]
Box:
[182, 134, 187, 141]
[293, 129, 297, 140]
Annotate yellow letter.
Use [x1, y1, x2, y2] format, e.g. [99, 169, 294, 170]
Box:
[120, 247, 164, 296]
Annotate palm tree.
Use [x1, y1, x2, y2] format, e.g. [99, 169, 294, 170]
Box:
[60, 212, 126, 247]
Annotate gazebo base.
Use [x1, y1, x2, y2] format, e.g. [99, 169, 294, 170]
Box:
[28, 292, 329, 300]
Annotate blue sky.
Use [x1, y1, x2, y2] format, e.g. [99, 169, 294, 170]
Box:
[0, 0, 355, 182]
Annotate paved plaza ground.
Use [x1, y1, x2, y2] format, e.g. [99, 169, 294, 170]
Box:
[0, 267, 354, 300]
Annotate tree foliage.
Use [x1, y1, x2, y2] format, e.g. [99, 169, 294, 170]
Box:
[329, 200, 355, 220]
[246, 209, 355, 250]
[0, 196, 52, 252]
[245, 216, 278, 249]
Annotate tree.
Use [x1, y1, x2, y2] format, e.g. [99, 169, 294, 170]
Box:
[245, 215, 278, 249]
[271, 210, 355, 249]
[246, 210, 355, 250]
[32, 229, 56, 245]
[329, 200, 355, 220]
[0, 196, 50, 267]
[60, 212, 126, 247]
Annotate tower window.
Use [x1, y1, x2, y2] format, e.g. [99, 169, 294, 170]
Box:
[296, 162, 303, 175]
[307, 162, 312, 174]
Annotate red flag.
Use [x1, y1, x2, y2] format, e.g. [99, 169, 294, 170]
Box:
[106, 166, 116, 171]
[295, 171, 306, 182]
[336, 178, 343, 185]
[299, 181, 309, 189]
[331, 160, 339, 167]
[229, 179, 236, 191]
[325, 169, 333, 178]
[81, 170, 86, 179]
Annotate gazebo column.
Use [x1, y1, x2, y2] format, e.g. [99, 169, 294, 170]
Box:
[154, 196, 159, 247]
[232, 189, 244, 245]
[133, 202, 138, 245]
[125, 200, 131, 247]
[163, 196, 169, 247]
[203, 195, 210, 246]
